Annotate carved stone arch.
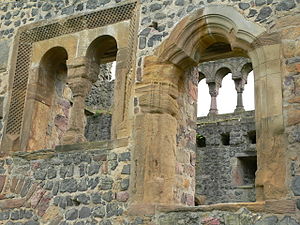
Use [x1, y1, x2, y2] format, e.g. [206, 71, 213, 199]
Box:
[86, 35, 118, 64]
[240, 62, 253, 82]
[85, 35, 118, 82]
[198, 72, 206, 83]
[22, 46, 70, 152]
[155, 5, 265, 69]
[131, 4, 288, 212]
[214, 65, 233, 85]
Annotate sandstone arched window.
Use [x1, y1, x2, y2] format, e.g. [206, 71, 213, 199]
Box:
[26, 47, 69, 151]
[130, 5, 287, 208]
[85, 35, 118, 142]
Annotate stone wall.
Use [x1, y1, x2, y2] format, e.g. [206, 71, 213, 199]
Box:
[157, 207, 300, 225]
[136, 0, 300, 56]
[0, 0, 300, 224]
[0, 141, 132, 225]
[85, 63, 115, 112]
[85, 63, 115, 142]
[85, 114, 112, 142]
[196, 111, 256, 204]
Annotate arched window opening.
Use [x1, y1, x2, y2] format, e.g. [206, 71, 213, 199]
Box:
[196, 134, 206, 148]
[27, 47, 69, 151]
[85, 35, 118, 142]
[197, 78, 210, 117]
[196, 55, 257, 204]
[244, 71, 255, 111]
[217, 73, 237, 114]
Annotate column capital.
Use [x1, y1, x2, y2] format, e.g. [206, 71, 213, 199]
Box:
[233, 78, 246, 93]
[67, 57, 98, 83]
[207, 82, 220, 97]
[67, 77, 92, 97]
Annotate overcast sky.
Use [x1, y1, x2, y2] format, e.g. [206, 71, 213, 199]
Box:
[197, 72, 254, 116]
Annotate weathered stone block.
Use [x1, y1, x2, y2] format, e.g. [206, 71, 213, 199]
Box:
[102, 191, 113, 202]
[121, 165, 131, 175]
[118, 152, 131, 162]
[256, 215, 278, 225]
[93, 206, 105, 218]
[99, 177, 113, 190]
[91, 193, 102, 204]
[60, 179, 78, 193]
[116, 191, 129, 202]
[120, 178, 129, 191]
[106, 202, 123, 218]
[65, 208, 78, 220]
[76, 194, 90, 205]
[0, 40, 11, 70]
[278, 216, 300, 225]
[0, 211, 9, 220]
[79, 207, 91, 219]
[292, 176, 300, 196]
[87, 163, 100, 176]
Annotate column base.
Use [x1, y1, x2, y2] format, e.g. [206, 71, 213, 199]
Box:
[62, 131, 87, 145]
[234, 107, 245, 113]
[208, 109, 218, 116]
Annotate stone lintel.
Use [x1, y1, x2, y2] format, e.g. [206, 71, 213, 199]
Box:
[235, 152, 257, 158]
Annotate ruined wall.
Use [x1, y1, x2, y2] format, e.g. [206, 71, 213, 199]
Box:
[85, 114, 112, 142]
[196, 111, 256, 204]
[85, 63, 114, 111]
[0, 142, 133, 225]
[157, 208, 300, 225]
[0, 0, 300, 224]
[85, 63, 115, 142]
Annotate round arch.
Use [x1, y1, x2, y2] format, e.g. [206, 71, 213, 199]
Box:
[86, 35, 118, 65]
[155, 5, 265, 69]
[131, 4, 287, 210]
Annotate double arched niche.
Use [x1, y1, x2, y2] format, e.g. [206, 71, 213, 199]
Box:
[131, 5, 287, 210]
[21, 34, 121, 152]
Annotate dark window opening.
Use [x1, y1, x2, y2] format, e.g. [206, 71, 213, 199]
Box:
[221, 132, 230, 146]
[248, 130, 256, 144]
[197, 134, 206, 148]
[238, 156, 257, 185]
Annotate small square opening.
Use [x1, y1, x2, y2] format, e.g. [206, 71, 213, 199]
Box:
[196, 135, 206, 148]
[237, 156, 257, 185]
[248, 130, 256, 144]
[221, 132, 230, 146]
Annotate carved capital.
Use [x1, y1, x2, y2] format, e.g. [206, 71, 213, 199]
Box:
[67, 77, 92, 97]
[67, 57, 98, 83]
[234, 78, 246, 93]
[208, 82, 220, 97]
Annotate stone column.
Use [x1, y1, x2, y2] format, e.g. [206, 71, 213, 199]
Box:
[249, 44, 288, 201]
[129, 56, 184, 214]
[208, 82, 220, 115]
[234, 78, 246, 113]
[63, 57, 97, 145]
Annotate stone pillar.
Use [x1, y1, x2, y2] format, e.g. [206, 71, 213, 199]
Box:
[63, 57, 97, 145]
[130, 56, 186, 214]
[234, 78, 246, 113]
[249, 44, 288, 201]
[208, 82, 220, 115]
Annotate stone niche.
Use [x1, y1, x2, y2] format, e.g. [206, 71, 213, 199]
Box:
[26, 46, 69, 151]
